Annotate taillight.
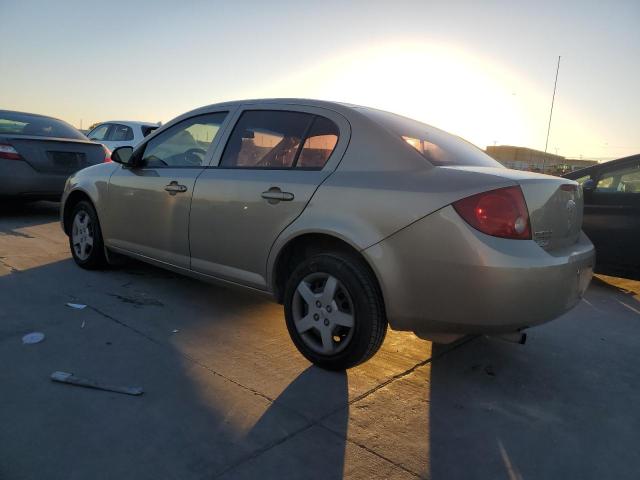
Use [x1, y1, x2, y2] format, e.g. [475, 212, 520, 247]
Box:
[453, 186, 531, 240]
[102, 145, 112, 163]
[0, 143, 23, 161]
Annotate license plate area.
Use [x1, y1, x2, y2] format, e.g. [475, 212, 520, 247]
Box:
[47, 151, 87, 173]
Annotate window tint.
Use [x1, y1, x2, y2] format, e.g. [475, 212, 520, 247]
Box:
[0, 111, 86, 140]
[88, 124, 110, 141]
[296, 116, 339, 169]
[358, 107, 503, 168]
[596, 164, 640, 194]
[220, 111, 314, 168]
[141, 125, 158, 137]
[574, 175, 591, 185]
[110, 124, 134, 141]
[142, 113, 227, 168]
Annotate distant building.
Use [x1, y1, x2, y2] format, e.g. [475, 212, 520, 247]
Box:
[485, 145, 597, 175]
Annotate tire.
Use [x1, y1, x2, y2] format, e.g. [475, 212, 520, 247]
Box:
[69, 200, 107, 269]
[284, 252, 387, 370]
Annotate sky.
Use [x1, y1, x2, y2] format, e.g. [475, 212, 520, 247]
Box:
[1, 0, 638, 160]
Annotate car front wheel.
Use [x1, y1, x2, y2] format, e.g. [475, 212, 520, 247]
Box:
[284, 253, 387, 370]
[69, 200, 106, 269]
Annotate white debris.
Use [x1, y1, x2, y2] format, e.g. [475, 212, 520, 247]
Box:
[66, 303, 87, 309]
[172, 329, 179, 334]
[81, 320, 86, 329]
[22, 332, 45, 344]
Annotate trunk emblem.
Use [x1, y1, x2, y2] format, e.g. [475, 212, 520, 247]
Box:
[566, 199, 577, 232]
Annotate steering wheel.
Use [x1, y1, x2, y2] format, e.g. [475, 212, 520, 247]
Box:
[184, 148, 207, 165]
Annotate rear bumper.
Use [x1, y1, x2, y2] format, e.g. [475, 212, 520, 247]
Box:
[0, 159, 67, 198]
[364, 205, 595, 335]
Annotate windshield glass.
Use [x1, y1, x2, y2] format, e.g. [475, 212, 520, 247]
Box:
[357, 107, 503, 168]
[0, 111, 86, 140]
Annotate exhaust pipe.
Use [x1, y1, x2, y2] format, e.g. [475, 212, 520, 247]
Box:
[486, 332, 527, 345]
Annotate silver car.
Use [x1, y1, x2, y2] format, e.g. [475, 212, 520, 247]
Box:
[86, 121, 159, 151]
[60, 99, 595, 370]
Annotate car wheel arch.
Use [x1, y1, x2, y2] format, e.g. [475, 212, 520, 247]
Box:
[63, 190, 97, 235]
[271, 232, 385, 309]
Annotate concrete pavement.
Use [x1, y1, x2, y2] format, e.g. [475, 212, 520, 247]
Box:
[1, 202, 639, 479]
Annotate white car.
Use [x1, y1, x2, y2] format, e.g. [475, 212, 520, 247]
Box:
[87, 121, 159, 151]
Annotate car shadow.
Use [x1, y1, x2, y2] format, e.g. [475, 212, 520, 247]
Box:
[0, 256, 351, 479]
[3, 248, 639, 479]
[0, 200, 60, 237]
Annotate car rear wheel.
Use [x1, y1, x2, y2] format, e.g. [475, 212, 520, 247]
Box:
[284, 253, 387, 370]
[69, 200, 106, 269]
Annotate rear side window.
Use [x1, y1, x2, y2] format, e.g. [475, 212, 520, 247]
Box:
[220, 110, 340, 169]
[141, 125, 158, 137]
[110, 124, 134, 141]
[296, 117, 339, 169]
[0, 111, 86, 140]
[220, 111, 314, 169]
[358, 107, 503, 168]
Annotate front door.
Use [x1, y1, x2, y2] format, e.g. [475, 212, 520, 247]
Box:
[584, 160, 640, 272]
[103, 112, 228, 268]
[189, 109, 343, 288]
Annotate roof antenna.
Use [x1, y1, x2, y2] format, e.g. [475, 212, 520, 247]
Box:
[543, 56, 561, 172]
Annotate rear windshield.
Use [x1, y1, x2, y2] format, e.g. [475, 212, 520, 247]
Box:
[0, 111, 86, 140]
[358, 107, 503, 168]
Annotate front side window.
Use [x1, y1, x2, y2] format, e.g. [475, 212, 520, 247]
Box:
[110, 124, 134, 141]
[596, 164, 640, 194]
[220, 111, 315, 169]
[88, 124, 111, 141]
[141, 113, 227, 168]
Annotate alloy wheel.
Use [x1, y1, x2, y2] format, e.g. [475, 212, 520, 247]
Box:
[71, 210, 94, 261]
[291, 272, 355, 355]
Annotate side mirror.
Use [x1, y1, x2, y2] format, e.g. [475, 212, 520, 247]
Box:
[111, 146, 134, 166]
[582, 179, 595, 191]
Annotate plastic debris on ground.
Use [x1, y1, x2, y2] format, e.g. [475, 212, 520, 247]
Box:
[22, 332, 45, 344]
[66, 303, 87, 309]
[50, 371, 144, 396]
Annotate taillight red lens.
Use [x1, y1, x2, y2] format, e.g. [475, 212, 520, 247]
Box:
[102, 145, 112, 162]
[0, 143, 23, 161]
[453, 186, 531, 239]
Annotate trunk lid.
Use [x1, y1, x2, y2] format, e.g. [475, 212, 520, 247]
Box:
[444, 166, 583, 251]
[4, 135, 106, 174]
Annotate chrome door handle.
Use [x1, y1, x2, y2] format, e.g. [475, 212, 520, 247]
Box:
[164, 181, 188, 195]
[261, 187, 294, 203]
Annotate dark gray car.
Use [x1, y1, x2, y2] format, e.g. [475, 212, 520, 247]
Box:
[0, 110, 110, 201]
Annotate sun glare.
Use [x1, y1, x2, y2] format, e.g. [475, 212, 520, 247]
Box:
[253, 41, 590, 154]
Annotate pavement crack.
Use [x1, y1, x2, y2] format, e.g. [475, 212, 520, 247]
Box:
[87, 305, 276, 405]
[212, 336, 477, 479]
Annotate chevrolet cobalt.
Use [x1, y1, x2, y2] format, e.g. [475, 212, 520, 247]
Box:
[61, 99, 595, 369]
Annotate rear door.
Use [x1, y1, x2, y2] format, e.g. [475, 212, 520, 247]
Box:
[189, 106, 349, 289]
[103, 112, 229, 268]
[584, 160, 640, 271]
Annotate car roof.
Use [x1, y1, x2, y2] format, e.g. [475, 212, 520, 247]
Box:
[0, 109, 66, 122]
[564, 153, 640, 178]
[94, 120, 159, 127]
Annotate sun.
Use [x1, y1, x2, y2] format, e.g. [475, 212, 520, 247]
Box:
[251, 41, 558, 152]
